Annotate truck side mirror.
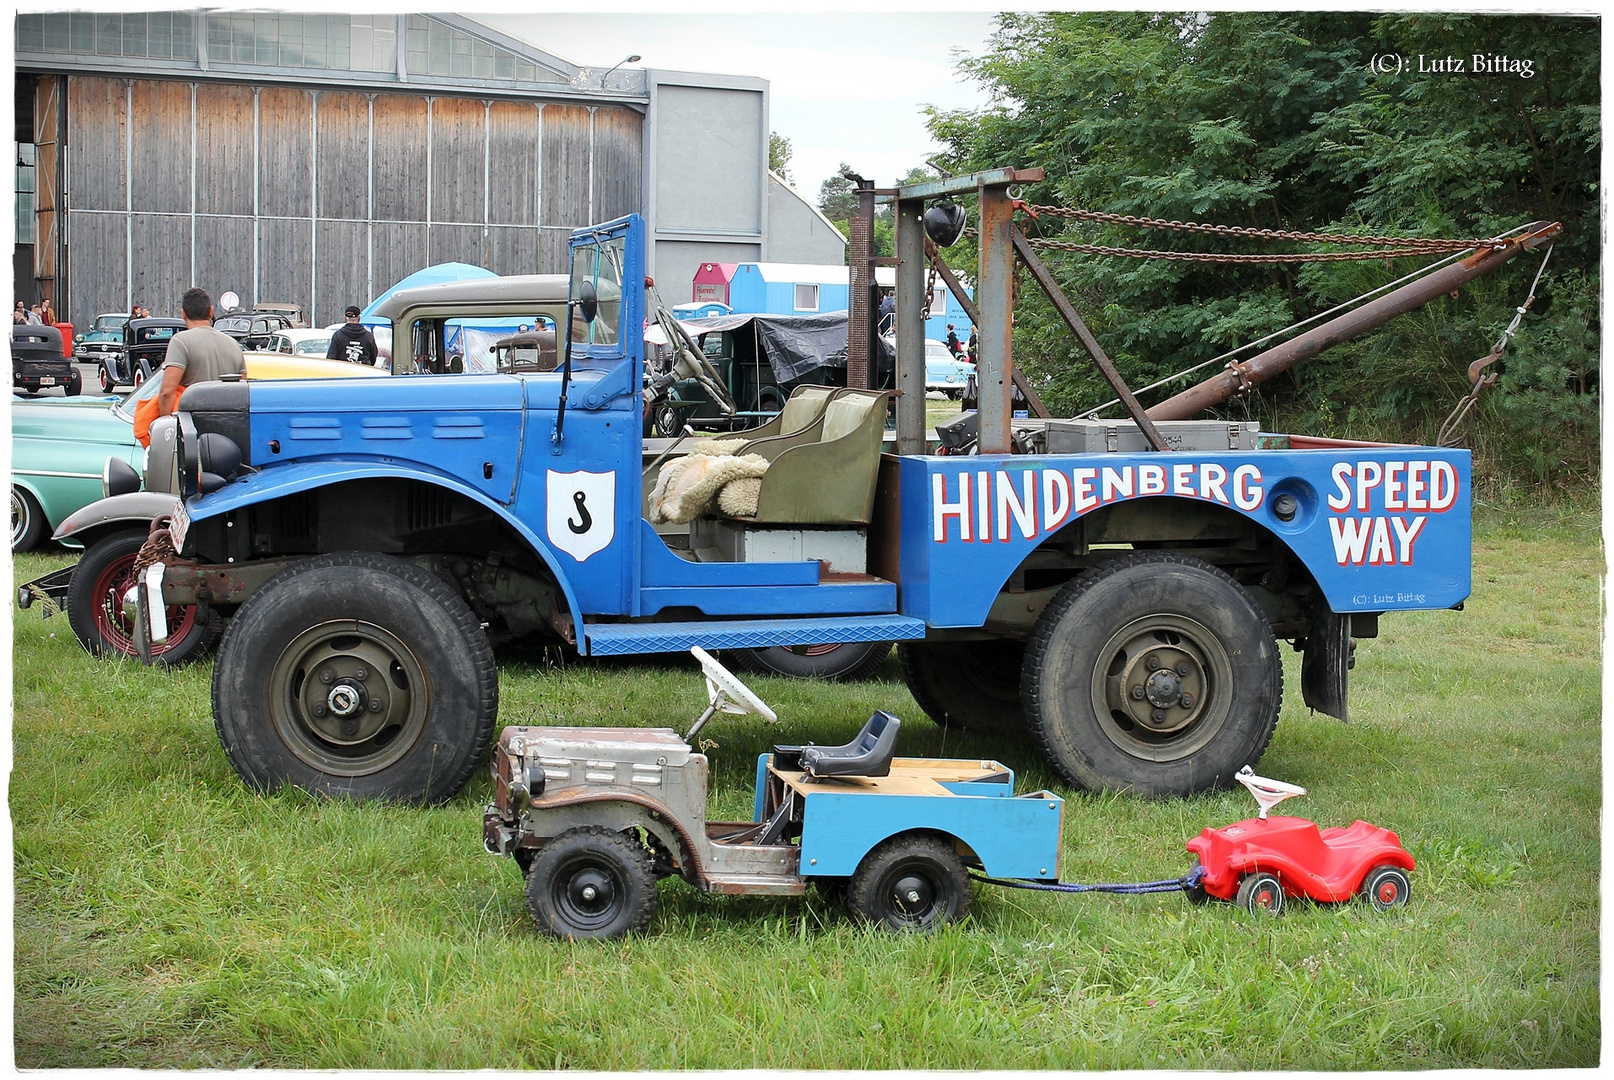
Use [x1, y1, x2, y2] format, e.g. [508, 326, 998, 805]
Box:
[577, 280, 598, 325]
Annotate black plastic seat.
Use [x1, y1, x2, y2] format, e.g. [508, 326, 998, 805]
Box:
[800, 711, 901, 779]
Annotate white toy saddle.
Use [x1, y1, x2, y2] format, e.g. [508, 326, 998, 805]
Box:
[1235, 765, 1307, 819]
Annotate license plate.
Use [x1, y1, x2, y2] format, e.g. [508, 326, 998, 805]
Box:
[38, 377, 56, 386]
[168, 500, 190, 551]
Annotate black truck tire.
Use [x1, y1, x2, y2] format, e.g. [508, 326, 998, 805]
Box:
[898, 639, 1027, 735]
[731, 640, 892, 682]
[1022, 553, 1282, 798]
[212, 551, 498, 805]
[64, 527, 222, 664]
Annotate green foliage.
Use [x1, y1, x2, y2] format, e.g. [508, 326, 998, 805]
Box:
[768, 131, 793, 184]
[817, 164, 939, 260]
[926, 12, 1598, 487]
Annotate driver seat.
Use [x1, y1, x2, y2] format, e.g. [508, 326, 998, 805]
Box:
[801, 710, 901, 779]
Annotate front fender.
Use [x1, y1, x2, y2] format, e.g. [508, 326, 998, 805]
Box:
[183, 459, 587, 637]
[53, 491, 183, 543]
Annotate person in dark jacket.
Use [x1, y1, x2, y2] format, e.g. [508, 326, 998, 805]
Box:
[328, 305, 379, 365]
[945, 323, 963, 357]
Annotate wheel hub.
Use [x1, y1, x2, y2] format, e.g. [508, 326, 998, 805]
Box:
[567, 868, 616, 914]
[1116, 645, 1206, 733]
[891, 873, 934, 915]
[298, 650, 396, 745]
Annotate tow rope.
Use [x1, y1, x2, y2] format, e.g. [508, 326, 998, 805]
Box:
[971, 862, 1205, 896]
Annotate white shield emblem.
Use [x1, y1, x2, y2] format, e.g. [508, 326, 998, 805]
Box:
[547, 470, 616, 561]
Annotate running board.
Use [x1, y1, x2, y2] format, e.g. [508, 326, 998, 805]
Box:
[581, 614, 927, 656]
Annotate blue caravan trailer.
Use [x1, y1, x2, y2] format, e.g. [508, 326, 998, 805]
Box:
[722, 263, 971, 342]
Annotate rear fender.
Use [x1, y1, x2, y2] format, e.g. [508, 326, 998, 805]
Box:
[182, 459, 586, 632]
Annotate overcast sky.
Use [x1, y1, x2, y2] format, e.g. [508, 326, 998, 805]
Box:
[477, 9, 1001, 203]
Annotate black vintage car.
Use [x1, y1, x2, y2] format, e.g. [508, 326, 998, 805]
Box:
[12, 323, 80, 396]
[99, 317, 186, 390]
[213, 310, 294, 351]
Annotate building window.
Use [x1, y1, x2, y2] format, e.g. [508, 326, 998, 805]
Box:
[794, 284, 819, 312]
[404, 15, 559, 83]
[15, 143, 36, 245]
[15, 13, 196, 61]
[928, 286, 948, 317]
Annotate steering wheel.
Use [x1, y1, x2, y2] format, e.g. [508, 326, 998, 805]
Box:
[691, 646, 776, 721]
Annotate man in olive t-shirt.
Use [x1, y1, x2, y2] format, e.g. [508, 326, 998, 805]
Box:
[158, 287, 245, 418]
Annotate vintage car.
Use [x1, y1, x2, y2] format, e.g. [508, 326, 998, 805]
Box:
[213, 310, 295, 351]
[12, 324, 80, 397]
[73, 312, 131, 370]
[925, 338, 973, 399]
[94, 317, 187, 391]
[252, 301, 308, 328]
[10, 352, 387, 552]
[257, 328, 335, 357]
[491, 328, 559, 374]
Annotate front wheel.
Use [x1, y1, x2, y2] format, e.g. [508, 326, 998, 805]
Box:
[211, 551, 498, 804]
[847, 833, 971, 932]
[526, 826, 658, 940]
[732, 640, 891, 682]
[1022, 553, 1282, 798]
[64, 528, 222, 663]
[98, 363, 115, 393]
[12, 486, 45, 552]
[1237, 871, 1285, 916]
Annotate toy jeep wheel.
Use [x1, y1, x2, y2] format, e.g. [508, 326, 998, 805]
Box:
[526, 826, 657, 940]
[848, 833, 971, 931]
[899, 639, 1026, 735]
[1237, 871, 1285, 916]
[733, 640, 891, 682]
[1361, 864, 1411, 912]
[65, 527, 222, 664]
[212, 551, 498, 804]
[1022, 553, 1282, 797]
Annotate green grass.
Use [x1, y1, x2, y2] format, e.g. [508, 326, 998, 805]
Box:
[10, 504, 1600, 1068]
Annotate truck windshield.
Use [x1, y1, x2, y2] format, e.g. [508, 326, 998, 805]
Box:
[569, 234, 624, 349]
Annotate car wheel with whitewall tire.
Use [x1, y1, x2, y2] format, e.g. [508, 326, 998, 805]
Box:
[526, 826, 658, 940]
[732, 640, 892, 682]
[1237, 871, 1285, 916]
[97, 363, 115, 393]
[1360, 864, 1411, 912]
[1021, 552, 1282, 799]
[211, 551, 498, 805]
[847, 832, 971, 932]
[11, 486, 45, 552]
[899, 638, 1027, 736]
[64, 527, 222, 663]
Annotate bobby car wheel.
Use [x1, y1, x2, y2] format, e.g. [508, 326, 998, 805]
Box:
[847, 833, 972, 932]
[732, 640, 892, 682]
[64, 527, 222, 664]
[211, 551, 498, 805]
[1236, 871, 1285, 916]
[1360, 864, 1411, 912]
[526, 826, 658, 940]
[899, 639, 1027, 736]
[11, 486, 45, 552]
[1021, 553, 1282, 798]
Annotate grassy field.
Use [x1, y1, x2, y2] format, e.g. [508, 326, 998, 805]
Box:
[10, 504, 1600, 1068]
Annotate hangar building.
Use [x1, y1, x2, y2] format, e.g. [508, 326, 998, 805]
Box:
[13, 11, 845, 326]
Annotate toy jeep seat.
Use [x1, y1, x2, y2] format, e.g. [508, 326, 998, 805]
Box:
[801, 710, 902, 779]
[725, 389, 891, 523]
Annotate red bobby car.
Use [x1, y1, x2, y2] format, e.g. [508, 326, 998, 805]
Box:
[1186, 767, 1415, 916]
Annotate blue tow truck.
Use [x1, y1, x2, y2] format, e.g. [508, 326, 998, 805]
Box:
[45, 169, 1554, 806]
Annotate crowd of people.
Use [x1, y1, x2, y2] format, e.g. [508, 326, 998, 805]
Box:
[12, 298, 53, 325]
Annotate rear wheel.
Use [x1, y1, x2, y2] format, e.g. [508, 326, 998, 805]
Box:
[1022, 553, 1282, 798]
[66, 369, 82, 396]
[848, 833, 971, 932]
[899, 639, 1026, 735]
[732, 640, 891, 682]
[526, 826, 657, 940]
[212, 551, 498, 804]
[64, 528, 221, 664]
[11, 486, 45, 552]
[1360, 865, 1411, 912]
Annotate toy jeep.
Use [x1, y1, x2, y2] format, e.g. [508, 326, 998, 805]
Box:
[484, 648, 1064, 938]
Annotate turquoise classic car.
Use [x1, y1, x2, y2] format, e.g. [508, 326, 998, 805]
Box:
[10, 353, 386, 551]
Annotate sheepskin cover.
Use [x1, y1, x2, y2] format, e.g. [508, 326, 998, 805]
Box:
[648, 452, 769, 523]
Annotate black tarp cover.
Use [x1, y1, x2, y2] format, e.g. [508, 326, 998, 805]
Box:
[678, 311, 849, 383]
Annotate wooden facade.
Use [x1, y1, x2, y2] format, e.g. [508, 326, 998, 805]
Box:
[58, 74, 643, 325]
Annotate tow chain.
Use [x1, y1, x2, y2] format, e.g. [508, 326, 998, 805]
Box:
[970, 862, 1205, 897]
[1019, 203, 1500, 262]
[1437, 245, 1554, 447]
[131, 515, 176, 582]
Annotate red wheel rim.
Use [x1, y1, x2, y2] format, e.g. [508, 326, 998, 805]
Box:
[1377, 879, 1399, 905]
[89, 551, 198, 658]
[1255, 886, 1277, 909]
